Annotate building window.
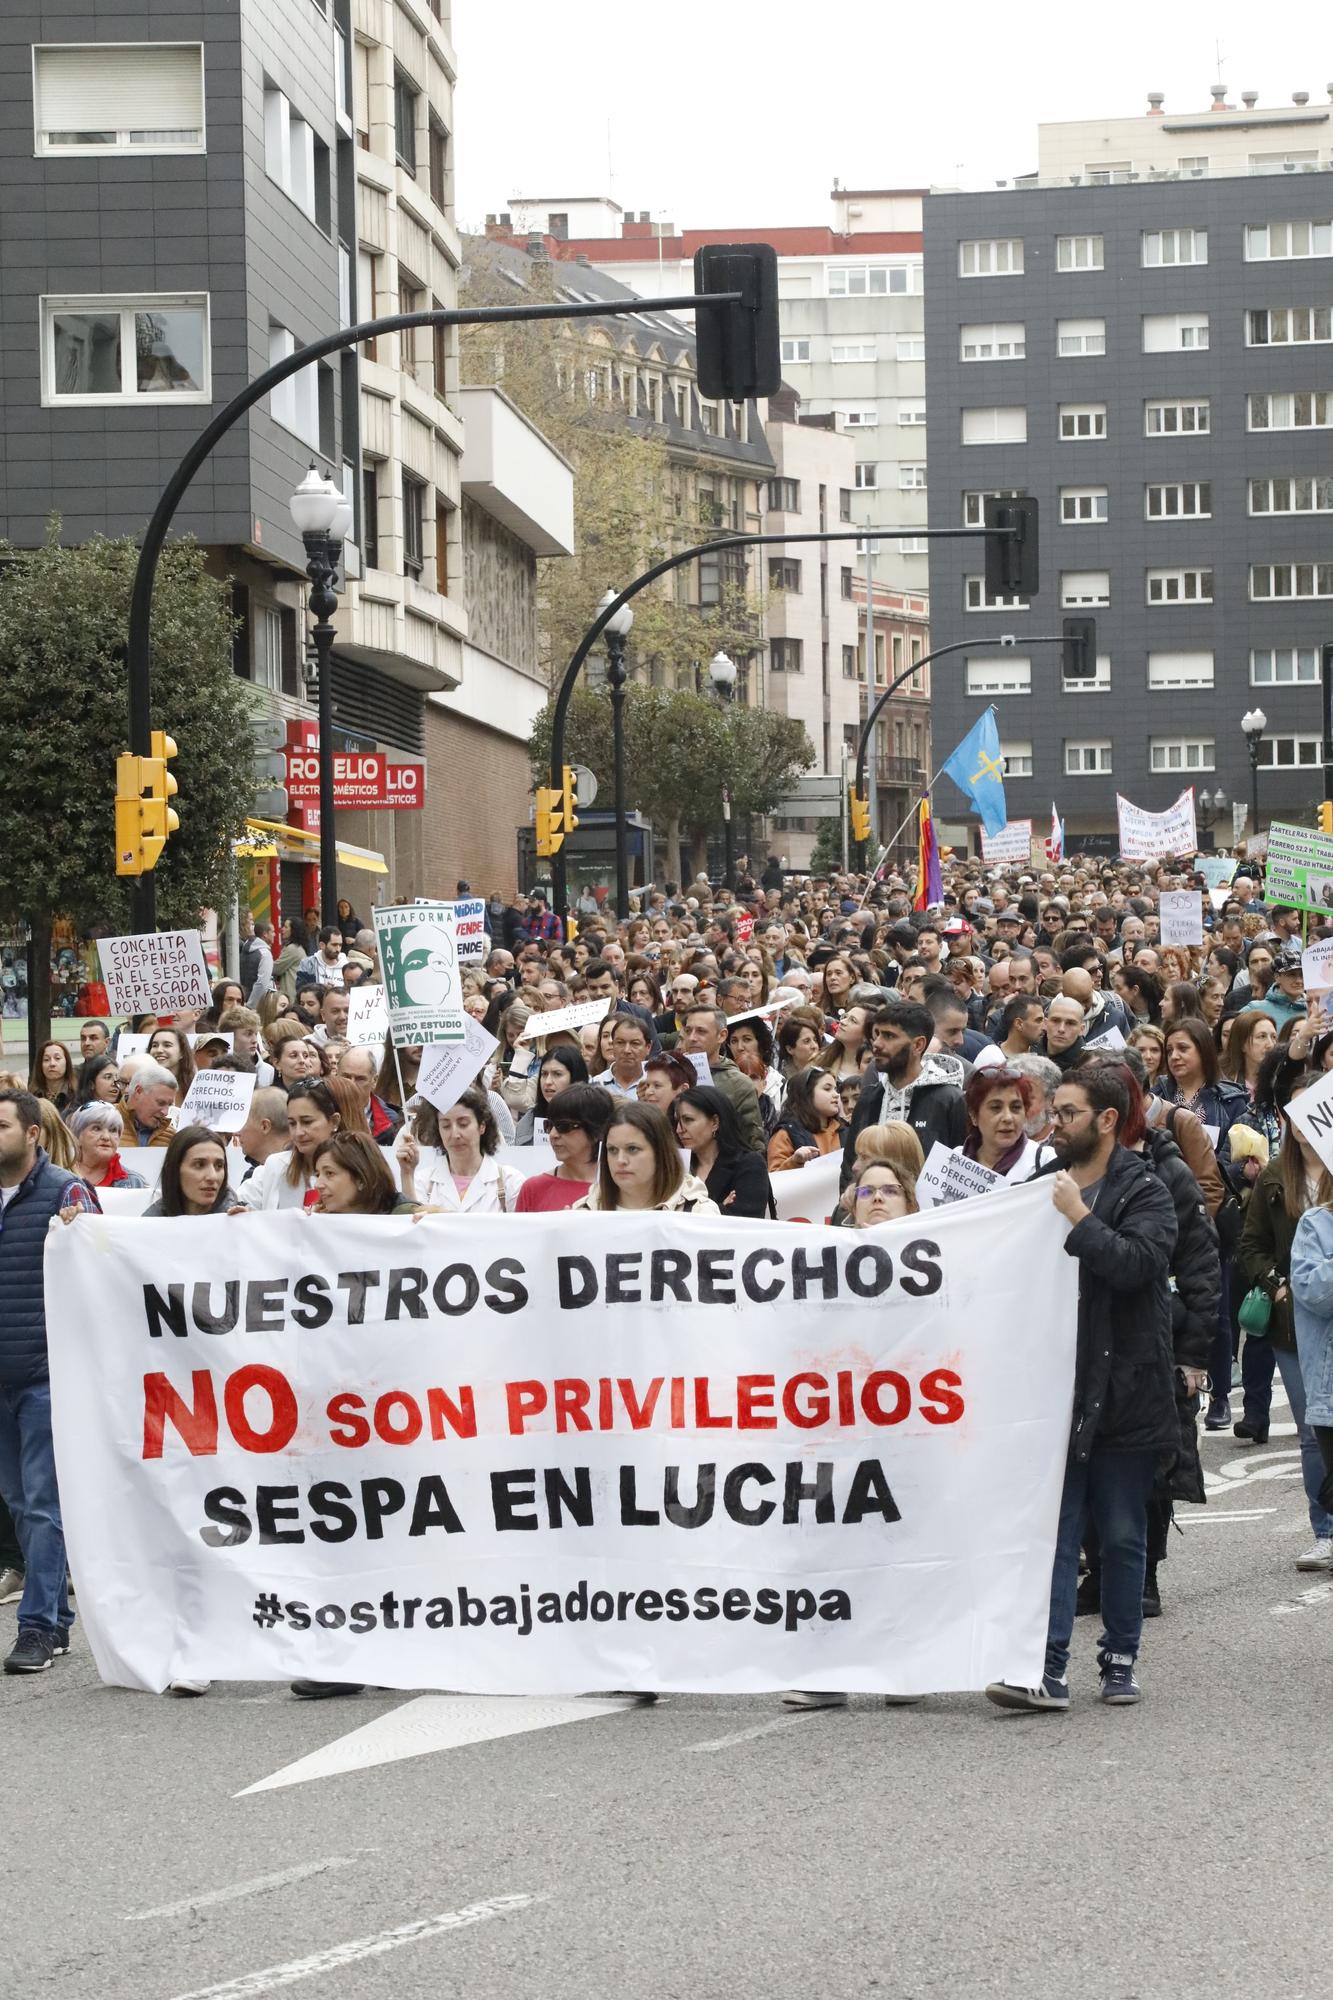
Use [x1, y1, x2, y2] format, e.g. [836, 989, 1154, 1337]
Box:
[966, 656, 1031, 696]
[1146, 481, 1211, 518]
[33, 42, 205, 155]
[768, 558, 802, 592]
[1142, 227, 1208, 266]
[1146, 568, 1214, 604]
[1143, 312, 1210, 351]
[1248, 306, 1333, 345]
[1060, 570, 1110, 607]
[767, 477, 800, 512]
[831, 340, 876, 363]
[1056, 234, 1104, 271]
[960, 322, 1026, 361]
[1065, 740, 1113, 774]
[963, 488, 1025, 526]
[267, 323, 324, 446]
[828, 265, 912, 295]
[898, 465, 927, 491]
[1253, 475, 1333, 515]
[1245, 220, 1333, 261]
[838, 488, 853, 522]
[899, 537, 927, 555]
[398, 273, 425, 370]
[854, 462, 878, 489]
[961, 407, 1026, 444]
[842, 645, 858, 679]
[838, 406, 878, 428]
[1145, 398, 1210, 435]
[1178, 156, 1208, 175]
[897, 336, 926, 361]
[429, 116, 449, 209]
[769, 638, 803, 674]
[1001, 742, 1033, 777]
[1151, 737, 1215, 772]
[1057, 318, 1106, 357]
[1063, 654, 1111, 694]
[1147, 650, 1214, 687]
[965, 576, 1029, 612]
[361, 464, 380, 570]
[780, 337, 810, 363]
[256, 607, 284, 693]
[1059, 402, 1107, 440]
[393, 68, 418, 173]
[1060, 486, 1108, 524]
[959, 239, 1024, 277]
[897, 401, 927, 426]
[402, 474, 425, 579]
[1251, 562, 1333, 599]
[1258, 734, 1323, 768]
[1251, 646, 1320, 684]
[1248, 391, 1332, 430]
[841, 567, 854, 599]
[434, 494, 450, 594]
[42, 294, 209, 405]
[1086, 162, 1132, 184]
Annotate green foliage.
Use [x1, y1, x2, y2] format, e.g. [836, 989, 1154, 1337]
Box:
[0, 528, 255, 938]
[529, 684, 813, 840]
[809, 813, 847, 875]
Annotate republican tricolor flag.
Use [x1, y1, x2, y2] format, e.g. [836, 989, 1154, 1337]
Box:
[914, 799, 943, 911]
[1045, 803, 1065, 865]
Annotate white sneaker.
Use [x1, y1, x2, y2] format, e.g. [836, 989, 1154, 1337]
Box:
[781, 1690, 847, 1709]
[0, 1567, 23, 1606]
[167, 1679, 212, 1696]
[1295, 1539, 1333, 1572]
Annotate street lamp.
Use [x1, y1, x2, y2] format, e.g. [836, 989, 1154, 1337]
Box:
[1241, 706, 1268, 842]
[290, 465, 353, 926]
[597, 586, 634, 918]
[708, 651, 738, 889]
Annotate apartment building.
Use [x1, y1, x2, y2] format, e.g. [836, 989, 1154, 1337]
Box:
[489, 190, 930, 598]
[924, 100, 1333, 848]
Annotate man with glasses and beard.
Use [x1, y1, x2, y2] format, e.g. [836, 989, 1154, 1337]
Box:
[986, 1065, 1177, 1714]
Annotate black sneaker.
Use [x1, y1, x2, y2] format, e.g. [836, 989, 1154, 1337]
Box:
[1098, 1653, 1141, 1704]
[289, 1680, 365, 1700]
[1075, 1570, 1100, 1616]
[4, 1629, 55, 1675]
[984, 1672, 1069, 1712]
[50, 1629, 71, 1657]
[1204, 1397, 1232, 1431]
[1141, 1569, 1162, 1619]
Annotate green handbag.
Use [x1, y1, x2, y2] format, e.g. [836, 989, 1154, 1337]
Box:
[1238, 1285, 1273, 1336]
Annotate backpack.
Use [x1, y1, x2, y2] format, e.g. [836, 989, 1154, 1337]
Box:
[238, 937, 261, 994]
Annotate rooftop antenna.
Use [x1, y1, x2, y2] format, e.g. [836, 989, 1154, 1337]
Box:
[1214, 38, 1225, 91]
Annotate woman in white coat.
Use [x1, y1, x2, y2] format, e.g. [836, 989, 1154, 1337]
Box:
[232, 1078, 342, 1211]
[394, 1086, 526, 1213]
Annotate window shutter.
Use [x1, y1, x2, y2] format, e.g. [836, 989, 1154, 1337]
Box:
[35, 45, 204, 143]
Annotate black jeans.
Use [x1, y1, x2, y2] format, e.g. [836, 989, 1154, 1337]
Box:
[0, 1494, 20, 1573]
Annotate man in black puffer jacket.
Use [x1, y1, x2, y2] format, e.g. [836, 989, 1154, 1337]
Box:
[987, 1064, 1177, 1713]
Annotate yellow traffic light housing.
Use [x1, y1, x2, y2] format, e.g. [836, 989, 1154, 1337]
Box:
[561, 765, 580, 841]
[849, 788, 871, 844]
[115, 732, 180, 876]
[535, 786, 563, 857]
[1320, 801, 1333, 837]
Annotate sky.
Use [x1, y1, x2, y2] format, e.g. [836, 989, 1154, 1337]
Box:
[453, 0, 1331, 234]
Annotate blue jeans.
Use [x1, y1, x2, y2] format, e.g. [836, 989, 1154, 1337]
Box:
[1046, 1447, 1159, 1679]
[1273, 1345, 1333, 1539]
[1240, 1333, 1276, 1426]
[0, 1383, 72, 1637]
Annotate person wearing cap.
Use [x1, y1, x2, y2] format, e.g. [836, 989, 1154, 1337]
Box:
[941, 918, 974, 961]
[1251, 947, 1307, 1031]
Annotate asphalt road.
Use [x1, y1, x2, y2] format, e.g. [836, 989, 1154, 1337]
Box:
[6, 1408, 1327, 2000]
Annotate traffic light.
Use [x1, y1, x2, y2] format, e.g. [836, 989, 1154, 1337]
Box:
[561, 764, 580, 842]
[693, 244, 781, 402]
[1062, 615, 1097, 681]
[983, 495, 1040, 600]
[114, 732, 180, 876]
[849, 789, 871, 844]
[1320, 801, 1333, 837]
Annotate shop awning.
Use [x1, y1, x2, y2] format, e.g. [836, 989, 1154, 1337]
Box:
[239, 817, 389, 876]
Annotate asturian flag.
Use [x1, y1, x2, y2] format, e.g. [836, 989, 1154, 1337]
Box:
[940, 708, 1008, 838]
[1045, 804, 1065, 865]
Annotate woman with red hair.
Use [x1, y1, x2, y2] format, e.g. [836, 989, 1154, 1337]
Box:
[958, 1066, 1056, 1183]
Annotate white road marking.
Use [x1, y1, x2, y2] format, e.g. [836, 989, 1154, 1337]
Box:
[165, 1892, 547, 1999]
[1272, 1580, 1333, 1618]
[1177, 1508, 1276, 1523]
[236, 1695, 628, 1796]
[686, 1714, 822, 1753]
[125, 1856, 360, 1922]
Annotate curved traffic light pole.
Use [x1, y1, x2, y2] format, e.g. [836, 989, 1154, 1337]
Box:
[122, 291, 743, 932]
[852, 631, 1073, 871]
[545, 524, 1014, 921]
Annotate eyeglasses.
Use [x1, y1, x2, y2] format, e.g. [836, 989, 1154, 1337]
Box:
[547, 1120, 586, 1137]
[1051, 1106, 1091, 1126]
[855, 1184, 900, 1200]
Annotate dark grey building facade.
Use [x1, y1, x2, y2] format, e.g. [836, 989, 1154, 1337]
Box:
[0, 0, 355, 680]
[924, 170, 1333, 848]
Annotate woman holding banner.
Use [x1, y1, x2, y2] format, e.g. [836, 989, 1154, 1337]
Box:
[674, 1087, 774, 1218]
[310, 1133, 417, 1216]
[514, 1085, 613, 1212]
[395, 1087, 525, 1214]
[956, 1068, 1056, 1185]
[68, 1104, 145, 1194]
[143, 1127, 232, 1217]
[232, 1079, 341, 1212]
[574, 1102, 718, 1214]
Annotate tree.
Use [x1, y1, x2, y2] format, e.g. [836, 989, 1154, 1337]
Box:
[0, 527, 256, 1041]
[529, 684, 812, 884]
[809, 812, 847, 876]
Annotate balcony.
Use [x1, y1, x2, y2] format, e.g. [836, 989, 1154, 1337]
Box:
[877, 754, 925, 787]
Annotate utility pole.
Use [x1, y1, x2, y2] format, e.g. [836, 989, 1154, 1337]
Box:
[863, 537, 878, 856]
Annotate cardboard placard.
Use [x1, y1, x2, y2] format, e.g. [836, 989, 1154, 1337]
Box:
[373, 903, 465, 1046]
[1159, 891, 1204, 948]
[451, 898, 487, 963]
[916, 1142, 1003, 1209]
[516, 997, 611, 1043]
[98, 931, 212, 1015]
[177, 1067, 255, 1134]
[345, 985, 390, 1048]
[416, 1018, 501, 1117]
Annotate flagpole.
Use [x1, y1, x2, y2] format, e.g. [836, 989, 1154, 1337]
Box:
[857, 768, 946, 908]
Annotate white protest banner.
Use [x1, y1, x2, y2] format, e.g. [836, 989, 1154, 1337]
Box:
[374, 903, 464, 1046]
[1302, 937, 1333, 1024]
[45, 1184, 1078, 1696]
[686, 1052, 712, 1087]
[1116, 789, 1198, 862]
[99, 931, 212, 1016]
[723, 1000, 788, 1028]
[416, 1018, 501, 1117]
[497, 1139, 558, 1178]
[95, 1188, 155, 1218]
[1286, 1068, 1333, 1175]
[1159, 891, 1204, 948]
[450, 898, 487, 963]
[517, 997, 610, 1043]
[1084, 1023, 1127, 1052]
[177, 1066, 255, 1133]
[345, 985, 390, 1048]
[916, 1142, 1003, 1210]
[979, 819, 1033, 866]
[119, 1148, 164, 1185]
[771, 1151, 842, 1224]
[114, 1033, 153, 1061]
